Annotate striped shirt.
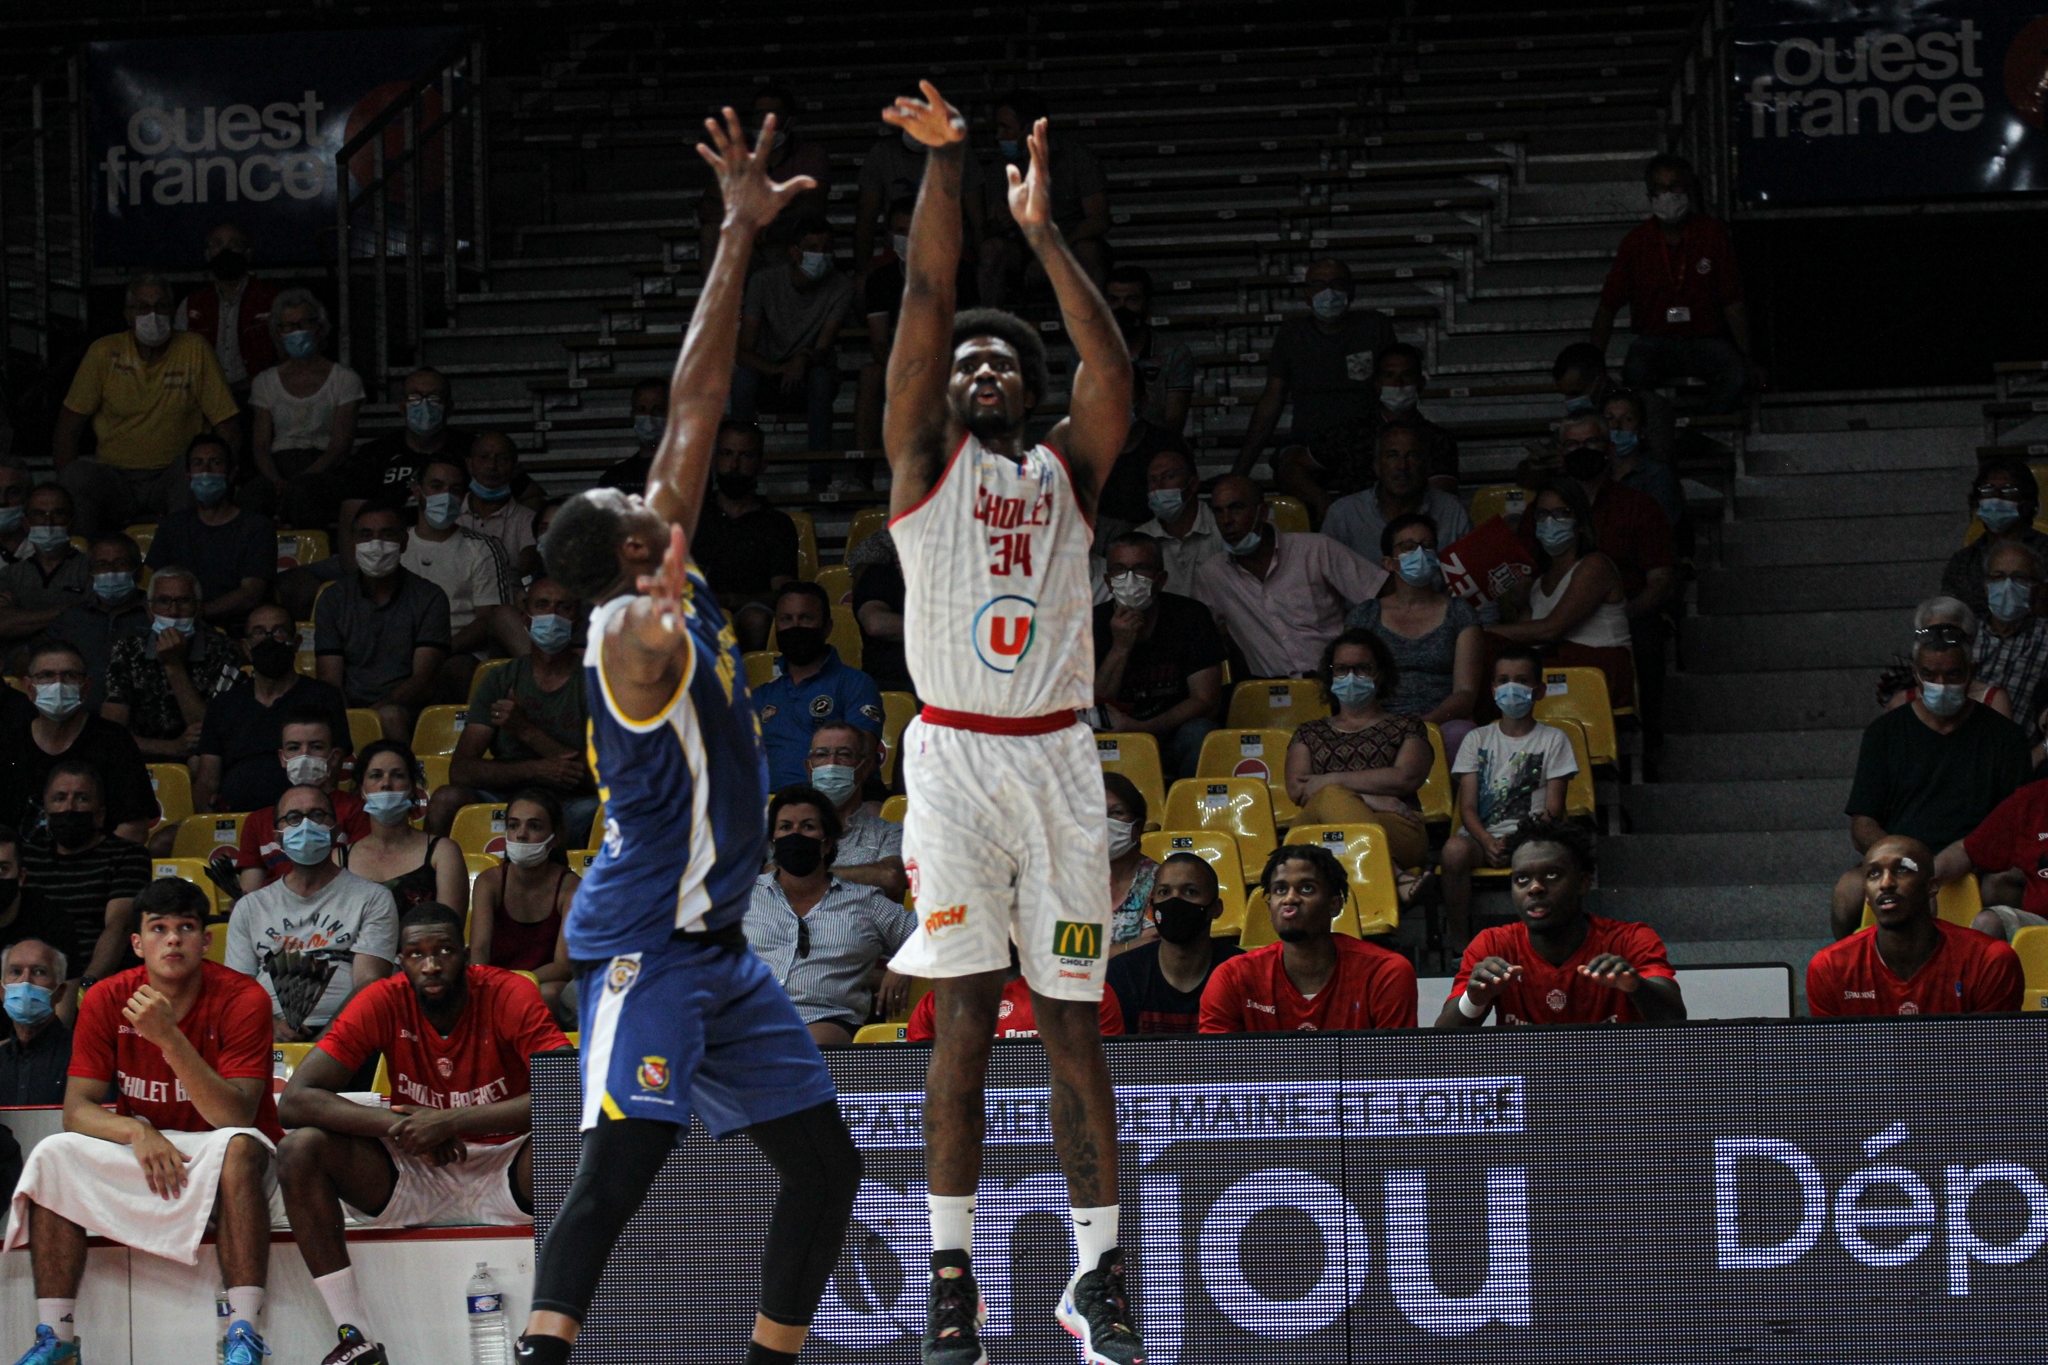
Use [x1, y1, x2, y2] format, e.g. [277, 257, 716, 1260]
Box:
[20, 834, 151, 971]
[743, 875, 915, 1028]
[834, 807, 903, 871]
[1976, 615, 2048, 741]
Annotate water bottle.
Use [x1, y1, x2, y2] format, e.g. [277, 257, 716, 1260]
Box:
[466, 1262, 510, 1365]
[216, 1287, 231, 1362]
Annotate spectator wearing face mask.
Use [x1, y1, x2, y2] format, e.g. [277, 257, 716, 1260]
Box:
[1590, 154, 1754, 414]
[337, 740, 468, 918]
[192, 605, 351, 817]
[0, 458, 34, 567]
[1231, 257, 1397, 479]
[466, 790, 576, 1023]
[1320, 418, 1472, 562]
[53, 534, 151, 712]
[1971, 542, 2048, 745]
[338, 367, 471, 556]
[1282, 345, 1461, 518]
[1552, 341, 1677, 469]
[1881, 599, 2014, 720]
[6, 644, 157, 846]
[753, 582, 884, 791]
[697, 84, 832, 264]
[1493, 476, 1638, 707]
[20, 762, 150, 989]
[143, 434, 275, 628]
[804, 721, 906, 901]
[1835, 623, 2032, 939]
[429, 577, 597, 843]
[1134, 447, 1227, 597]
[1105, 852, 1241, 1034]
[1093, 532, 1225, 779]
[0, 483, 89, 642]
[458, 432, 542, 573]
[1104, 773, 1161, 954]
[55, 272, 241, 538]
[1104, 265, 1195, 436]
[0, 938, 72, 1105]
[854, 87, 986, 282]
[733, 217, 855, 453]
[234, 711, 373, 894]
[174, 222, 278, 401]
[1344, 513, 1484, 763]
[1194, 475, 1387, 679]
[1285, 629, 1433, 871]
[102, 566, 241, 764]
[746, 786, 915, 1045]
[1097, 362, 1199, 531]
[1600, 389, 1684, 527]
[246, 288, 364, 530]
[690, 419, 799, 653]
[596, 378, 670, 492]
[980, 89, 1112, 303]
[1943, 459, 2048, 625]
[403, 455, 519, 701]
[314, 501, 452, 743]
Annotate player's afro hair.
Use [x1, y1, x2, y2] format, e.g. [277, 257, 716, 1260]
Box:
[953, 307, 1048, 409]
[1259, 842, 1351, 900]
[1502, 816, 1596, 877]
[399, 900, 468, 943]
[541, 488, 630, 602]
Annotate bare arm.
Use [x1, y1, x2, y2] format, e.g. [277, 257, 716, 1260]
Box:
[52, 407, 87, 471]
[1850, 815, 1886, 855]
[1231, 375, 1289, 478]
[278, 1046, 407, 1136]
[124, 985, 264, 1129]
[835, 857, 909, 902]
[1627, 565, 1677, 620]
[310, 398, 362, 474]
[857, 599, 903, 641]
[469, 867, 499, 966]
[191, 752, 221, 813]
[1487, 555, 1622, 645]
[1422, 625, 1485, 725]
[1309, 733, 1434, 798]
[1542, 774, 1568, 821]
[434, 836, 469, 919]
[881, 82, 969, 514]
[252, 407, 280, 482]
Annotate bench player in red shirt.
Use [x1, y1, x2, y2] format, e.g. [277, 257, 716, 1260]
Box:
[1439, 818, 1685, 1028]
[2, 879, 281, 1365]
[1199, 843, 1417, 1033]
[277, 901, 571, 1365]
[1808, 835, 2023, 1017]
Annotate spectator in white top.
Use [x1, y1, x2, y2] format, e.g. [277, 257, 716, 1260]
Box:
[734, 217, 855, 453]
[1442, 644, 1577, 941]
[805, 720, 906, 901]
[247, 288, 364, 530]
[1134, 446, 1227, 597]
[402, 455, 522, 702]
[1486, 476, 1637, 708]
[457, 432, 540, 572]
[1320, 418, 1472, 561]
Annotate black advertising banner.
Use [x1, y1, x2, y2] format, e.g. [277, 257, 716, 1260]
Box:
[1733, 1, 2048, 204]
[534, 1017, 2048, 1362]
[88, 28, 465, 268]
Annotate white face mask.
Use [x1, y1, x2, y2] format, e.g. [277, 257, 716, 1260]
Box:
[1109, 571, 1156, 612]
[1107, 817, 1138, 860]
[891, 233, 910, 259]
[505, 836, 553, 868]
[355, 540, 402, 578]
[284, 753, 329, 786]
[1379, 385, 1419, 411]
[133, 312, 171, 347]
[1649, 189, 1690, 223]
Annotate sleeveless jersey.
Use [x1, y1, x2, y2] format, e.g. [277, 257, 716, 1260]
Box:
[892, 435, 1094, 717]
[566, 570, 767, 958]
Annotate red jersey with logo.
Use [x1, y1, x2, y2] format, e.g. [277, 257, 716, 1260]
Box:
[1806, 920, 2023, 1017]
[235, 790, 372, 883]
[69, 961, 281, 1139]
[1963, 779, 2048, 916]
[1452, 915, 1677, 1025]
[1198, 936, 1418, 1033]
[905, 976, 1126, 1041]
[317, 966, 568, 1142]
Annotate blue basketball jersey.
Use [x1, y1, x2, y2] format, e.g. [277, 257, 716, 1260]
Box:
[566, 568, 767, 959]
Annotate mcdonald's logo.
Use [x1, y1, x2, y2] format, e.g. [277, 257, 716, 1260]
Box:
[1052, 920, 1102, 960]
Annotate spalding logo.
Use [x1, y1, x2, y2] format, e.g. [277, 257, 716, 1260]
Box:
[972, 595, 1037, 673]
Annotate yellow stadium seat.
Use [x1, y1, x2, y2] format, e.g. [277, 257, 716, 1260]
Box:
[880, 691, 917, 785]
[1095, 732, 1166, 824]
[451, 803, 509, 857]
[571, 848, 599, 874]
[880, 794, 907, 824]
[273, 1042, 315, 1078]
[1239, 883, 1372, 948]
[466, 852, 500, 877]
[1417, 724, 1454, 825]
[68, 536, 87, 554]
[153, 858, 223, 917]
[853, 1023, 907, 1044]
[346, 709, 382, 754]
[468, 658, 512, 706]
[744, 650, 778, 689]
[1161, 778, 1278, 883]
[845, 508, 889, 560]
[276, 529, 331, 570]
[372, 1055, 391, 1097]
[1859, 875, 1983, 932]
[419, 753, 451, 792]
[817, 564, 853, 608]
[1264, 493, 1311, 534]
[126, 523, 156, 557]
[295, 620, 318, 678]
[1195, 727, 1297, 823]
[588, 803, 606, 851]
[2013, 926, 2048, 1011]
[148, 763, 194, 825]
[829, 601, 863, 669]
[1532, 667, 1618, 770]
[1546, 717, 1599, 821]
[412, 705, 468, 757]
[1469, 483, 1533, 527]
[789, 511, 820, 581]
[171, 813, 248, 861]
[1227, 679, 1329, 732]
[1142, 830, 1249, 936]
[1246, 823, 1398, 941]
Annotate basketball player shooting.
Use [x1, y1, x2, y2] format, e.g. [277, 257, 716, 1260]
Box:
[878, 82, 1142, 1365]
[512, 108, 861, 1365]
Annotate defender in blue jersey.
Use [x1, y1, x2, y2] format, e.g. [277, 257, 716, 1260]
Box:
[514, 111, 861, 1365]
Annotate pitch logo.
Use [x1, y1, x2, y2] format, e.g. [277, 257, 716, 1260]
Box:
[923, 904, 967, 936]
[972, 595, 1036, 673]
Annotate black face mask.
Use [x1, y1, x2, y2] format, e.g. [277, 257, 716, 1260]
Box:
[1563, 446, 1609, 482]
[778, 625, 829, 666]
[715, 471, 758, 501]
[774, 833, 824, 877]
[1152, 896, 1211, 946]
[47, 810, 98, 849]
[250, 638, 297, 680]
[208, 249, 249, 281]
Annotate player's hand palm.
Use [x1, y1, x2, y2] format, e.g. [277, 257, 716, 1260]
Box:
[628, 523, 693, 651]
[697, 107, 814, 234]
[883, 80, 966, 149]
[1006, 119, 1053, 234]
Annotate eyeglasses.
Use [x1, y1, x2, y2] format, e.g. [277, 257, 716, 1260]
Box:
[27, 670, 86, 686]
[1914, 625, 1970, 648]
[796, 918, 810, 960]
[247, 624, 296, 642]
[1974, 484, 2025, 499]
[277, 809, 337, 829]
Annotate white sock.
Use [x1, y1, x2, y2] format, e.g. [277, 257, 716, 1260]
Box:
[36, 1299, 75, 1343]
[1069, 1205, 1120, 1276]
[313, 1268, 370, 1334]
[927, 1192, 977, 1256]
[227, 1285, 266, 1327]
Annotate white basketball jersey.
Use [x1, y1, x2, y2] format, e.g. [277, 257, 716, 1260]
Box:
[893, 434, 1095, 717]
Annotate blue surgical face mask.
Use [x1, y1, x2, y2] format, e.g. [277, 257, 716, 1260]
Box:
[33, 682, 80, 721]
[1563, 393, 1596, 416]
[405, 398, 445, 436]
[189, 472, 229, 505]
[363, 790, 414, 826]
[1225, 527, 1264, 557]
[0, 507, 19, 534]
[280, 818, 335, 866]
[3, 982, 52, 1028]
[528, 612, 574, 654]
[153, 613, 196, 638]
[1493, 681, 1536, 719]
[1919, 680, 1968, 717]
[1988, 578, 2034, 623]
[1396, 547, 1439, 587]
[633, 414, 664, 448]
[470, 479, 512, 503]
[1147, 488, 1186, 523]
[1979, 499, 2023, 533]
[1309, 287, 1349, 322]
[1330, 673, 1377, 708]
[27, 525, 69, 554]
[92, 572, 135, 603]
[281, 329, 320, 360]
[797, 250, 832, 281]
[1610, 428, 1640, 457]
[1534, 516, 1578, 555]
[422, 491, 461, 530]
[810, 763, 859, 808]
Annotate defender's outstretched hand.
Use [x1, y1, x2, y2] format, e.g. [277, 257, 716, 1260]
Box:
[698, 107, 815, 234]
[1006, 117, 1053, 236]
[883, 80, 967, 149]
[624, 522, 694, 652]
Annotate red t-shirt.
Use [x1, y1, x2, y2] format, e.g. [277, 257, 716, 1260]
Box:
[1964, 780, 2048, 916]
[1198, 936, 1417, 1033]
[1452, 915, 1677, 1025]
[235, 790, 372, 883]
[69, 961, 282, 1139]
[317, 966, 568, 1142]
[1597, 214, 1743, 338]
[1806, 920, 2023, 1017]
[904, 977, 1126, 1042]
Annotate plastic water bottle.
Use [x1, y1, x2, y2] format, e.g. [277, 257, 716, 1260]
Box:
[467, 1262, 510, 1365]
[215, 1288, 231, 1362]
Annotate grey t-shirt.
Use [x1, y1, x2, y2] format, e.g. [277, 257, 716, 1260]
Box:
[744, 263, 857, 365]
[1268, 312, 1398, 435]
[312, 568, 453, 708]
[835, 806, 904, 870]
[225, 867, 399, 1030]
[1321, 485, 1474, 561]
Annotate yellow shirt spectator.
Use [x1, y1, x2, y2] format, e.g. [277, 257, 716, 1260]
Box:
[61, 330, 238, 471]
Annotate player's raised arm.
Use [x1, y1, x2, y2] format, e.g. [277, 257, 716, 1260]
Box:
[881, 81, 968, 513]
[646, 107, 816, 535]
[1014, 117, 1131, 500]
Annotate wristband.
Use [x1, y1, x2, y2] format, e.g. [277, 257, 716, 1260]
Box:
[1457, 991, 1487, 1020]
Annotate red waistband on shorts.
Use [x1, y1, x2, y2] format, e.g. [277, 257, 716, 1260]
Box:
[917, 706, 1080, 736]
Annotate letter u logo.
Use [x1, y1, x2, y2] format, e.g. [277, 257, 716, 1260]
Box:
[990, 616, 1030, 656]
[972, 595, 1038, 673]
